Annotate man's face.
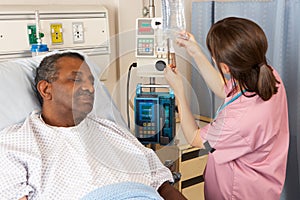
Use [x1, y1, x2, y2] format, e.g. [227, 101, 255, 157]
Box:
[50, 56, 95, 121]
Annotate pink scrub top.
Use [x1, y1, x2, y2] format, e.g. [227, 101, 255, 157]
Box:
[200, 69, 289, 200]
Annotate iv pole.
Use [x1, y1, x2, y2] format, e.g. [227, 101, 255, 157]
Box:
[149, 0, 156, 90]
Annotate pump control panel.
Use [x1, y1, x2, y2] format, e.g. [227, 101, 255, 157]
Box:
[136, 18, 168, 77]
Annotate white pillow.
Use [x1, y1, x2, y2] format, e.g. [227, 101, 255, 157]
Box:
[0, 51, 126, 131]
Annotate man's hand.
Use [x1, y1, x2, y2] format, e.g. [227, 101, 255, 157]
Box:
[158, 181, 187, 200]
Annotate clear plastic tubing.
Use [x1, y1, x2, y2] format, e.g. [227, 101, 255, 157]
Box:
[161, 0, 186, 39]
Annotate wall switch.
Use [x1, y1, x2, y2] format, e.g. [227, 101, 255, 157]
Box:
[72, 22, 84, 43]
[50, 23, 63, 44]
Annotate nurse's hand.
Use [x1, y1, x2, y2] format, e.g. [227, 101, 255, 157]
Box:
[164, 64, 185, 100]
[176, 32, 202, 58]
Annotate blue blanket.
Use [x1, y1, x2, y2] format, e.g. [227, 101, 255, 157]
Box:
[81, 182, 163, 200]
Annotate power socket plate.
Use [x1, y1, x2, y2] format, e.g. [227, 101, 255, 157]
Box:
[72, 22, 84, 43]
[50, 23, 63, 44]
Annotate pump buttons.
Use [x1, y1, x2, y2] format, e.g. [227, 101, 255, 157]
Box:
[155, 60, 166, 71]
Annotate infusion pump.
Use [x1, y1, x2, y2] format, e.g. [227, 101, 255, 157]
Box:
[135, 84, 176, 145]
[136, 18, 168, 77]
[134, 17, 176, 145]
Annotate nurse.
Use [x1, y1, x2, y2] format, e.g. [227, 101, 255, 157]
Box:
[164, 17, 289, 200]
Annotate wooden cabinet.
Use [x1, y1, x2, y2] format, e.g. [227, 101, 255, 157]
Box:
[155, 116, 210, 199]
[156, 144, 208, 200]
[177, 145, 208, 200]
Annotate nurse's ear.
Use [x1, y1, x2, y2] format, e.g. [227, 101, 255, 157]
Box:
[220, 62, 230, 74]
[37, 80, 52, 101]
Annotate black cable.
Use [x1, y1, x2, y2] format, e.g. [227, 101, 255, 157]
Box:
[127, 62, 137, 129]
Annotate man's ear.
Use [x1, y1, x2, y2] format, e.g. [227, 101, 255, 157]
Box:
[37, 80, 52, 101]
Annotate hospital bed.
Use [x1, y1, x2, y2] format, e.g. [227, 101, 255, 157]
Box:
[0, 51, 184, 199]
[0, 51, 155, 199]
[0, 50, 126, 131]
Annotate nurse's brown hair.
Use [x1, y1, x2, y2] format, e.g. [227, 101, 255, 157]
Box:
[206, 17, 279, 101]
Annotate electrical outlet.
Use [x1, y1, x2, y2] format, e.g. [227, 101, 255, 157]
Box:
[50, 23, 63, 44]
[72, 22, 84, 43]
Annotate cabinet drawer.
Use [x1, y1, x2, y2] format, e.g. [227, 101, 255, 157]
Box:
[180, 155, 208, 181]
[182, 182, 205, 200]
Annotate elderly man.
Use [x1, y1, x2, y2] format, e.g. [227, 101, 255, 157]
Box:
[0, 52, 186, 200]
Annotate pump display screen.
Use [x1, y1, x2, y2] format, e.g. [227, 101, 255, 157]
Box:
[138, 102, 155, 121]
[137, 19, 154, 35]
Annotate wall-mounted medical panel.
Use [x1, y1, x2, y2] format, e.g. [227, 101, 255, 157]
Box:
[0, 5, 110, 61]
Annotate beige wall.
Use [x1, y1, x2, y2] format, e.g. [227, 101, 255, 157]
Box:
[0, 0, 120, 108]
[0, 0, 118, 38]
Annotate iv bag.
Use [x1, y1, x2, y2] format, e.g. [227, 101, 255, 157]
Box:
[161, 0, 186, 39]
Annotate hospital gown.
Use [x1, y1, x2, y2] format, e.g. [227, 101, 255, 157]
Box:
[0, 111, 173, 199]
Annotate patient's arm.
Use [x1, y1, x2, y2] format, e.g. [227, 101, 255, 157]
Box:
[158, 181, 187, 200]
[19, 197, 27, 200]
